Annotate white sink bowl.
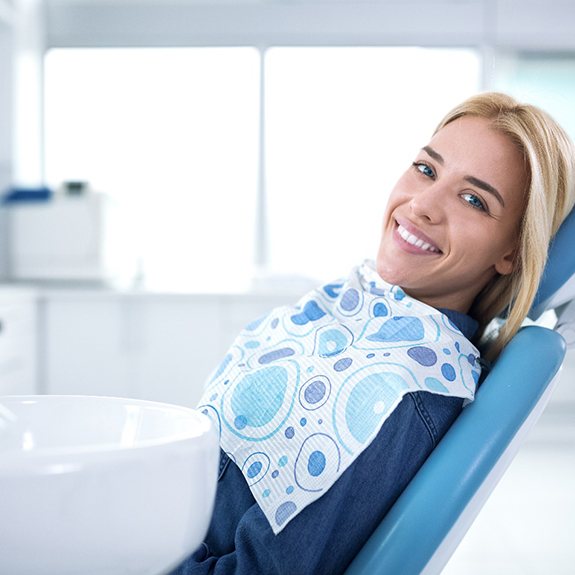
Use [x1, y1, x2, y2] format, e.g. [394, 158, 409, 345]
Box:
[0, 395, 219, 575]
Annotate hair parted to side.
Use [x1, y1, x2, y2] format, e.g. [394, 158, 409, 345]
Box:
[435, 92, 575, 360]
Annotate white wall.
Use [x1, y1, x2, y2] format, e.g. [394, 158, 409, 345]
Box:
[0, 27, 13, 191]
[43, 1, 575, 50]
[6, 0, 572, 199]
[0, 6, 14, 278]
[12, 0, 44, 187]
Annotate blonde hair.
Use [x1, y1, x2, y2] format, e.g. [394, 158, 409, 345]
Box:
[436, 92, 575, 360]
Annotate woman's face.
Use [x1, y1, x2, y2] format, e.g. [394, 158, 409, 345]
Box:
[376, 115, 528, 313]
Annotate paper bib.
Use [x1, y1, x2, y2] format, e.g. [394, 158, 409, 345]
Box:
[198, 261, 480, 534]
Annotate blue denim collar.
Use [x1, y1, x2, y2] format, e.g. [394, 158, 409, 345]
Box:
[438, 308, 478, 341]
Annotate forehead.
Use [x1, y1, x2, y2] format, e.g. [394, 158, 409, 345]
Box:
[431, 116, 521, 169]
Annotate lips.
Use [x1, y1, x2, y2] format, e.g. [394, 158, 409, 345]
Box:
[394, 218, 442, 254]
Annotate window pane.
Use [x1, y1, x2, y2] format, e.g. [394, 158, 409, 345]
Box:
[265, 47, 481, 282]
[44, 48, 260, 291]
[493, 52, 575, 141]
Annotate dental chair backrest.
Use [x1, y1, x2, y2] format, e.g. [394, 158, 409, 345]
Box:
[345, 208, 575, 575]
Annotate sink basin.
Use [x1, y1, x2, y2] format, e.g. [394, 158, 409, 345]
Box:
[0, 395, 219, 575]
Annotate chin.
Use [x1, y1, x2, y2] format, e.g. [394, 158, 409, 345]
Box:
[375, 258, 400, 286]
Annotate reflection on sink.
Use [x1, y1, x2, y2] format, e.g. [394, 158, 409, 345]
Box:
[0, 395, 219, 575]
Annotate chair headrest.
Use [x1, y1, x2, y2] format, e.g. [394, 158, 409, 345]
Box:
[530, 207, 575, 319]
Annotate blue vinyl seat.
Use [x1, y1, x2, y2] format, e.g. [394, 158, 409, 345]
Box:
[345, 208, 575, 575]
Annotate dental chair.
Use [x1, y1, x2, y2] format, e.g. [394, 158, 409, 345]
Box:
[345, 208, 575, 575]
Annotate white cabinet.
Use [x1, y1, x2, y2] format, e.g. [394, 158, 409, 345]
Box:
[42, 291, 292, 407]
[0, 288, 37, 396]
[126, 297, 224, 406]
[42, 295, 132, 399]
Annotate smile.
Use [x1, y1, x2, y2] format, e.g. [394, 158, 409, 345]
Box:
[396, 223, 441, 253]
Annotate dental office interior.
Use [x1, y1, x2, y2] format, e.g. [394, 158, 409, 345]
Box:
[1, 0, 574, 573]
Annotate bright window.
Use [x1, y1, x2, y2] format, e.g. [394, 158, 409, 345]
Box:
[493, 52, 575, 141]
[265, 47, 481, 282]
[44, 47, 481, 290]
[44, 48, 260, 291]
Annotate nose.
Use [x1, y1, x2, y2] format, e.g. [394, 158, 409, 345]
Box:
[409, 183, 445, 224]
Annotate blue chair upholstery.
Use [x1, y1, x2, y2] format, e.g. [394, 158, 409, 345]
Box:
[531, 207, 575, 318]
[345, 209, 575, 575]
[345, 327, 564, 575]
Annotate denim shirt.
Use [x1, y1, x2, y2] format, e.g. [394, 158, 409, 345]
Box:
[171, 309, 477, 575]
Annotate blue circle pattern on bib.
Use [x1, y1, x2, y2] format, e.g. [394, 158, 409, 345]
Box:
[198, 262, 480, 533]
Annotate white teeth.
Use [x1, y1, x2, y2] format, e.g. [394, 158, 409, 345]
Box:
[397, 225, 439, 253]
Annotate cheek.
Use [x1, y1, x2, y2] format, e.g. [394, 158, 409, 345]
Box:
[459, 224, 516, 266]
[379, 200, 396, 233]
[383, 180, 409, 220]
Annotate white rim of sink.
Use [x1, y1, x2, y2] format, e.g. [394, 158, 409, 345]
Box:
[0, 395, 214, 473]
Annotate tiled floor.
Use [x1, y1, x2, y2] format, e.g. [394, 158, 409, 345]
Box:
[442, 351, 575, 575]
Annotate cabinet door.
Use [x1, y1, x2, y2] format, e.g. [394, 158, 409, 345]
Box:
[0, 295, 37, 396]
[43, 298, 132, 397]
[43, 293, 299, 406]
[135, 298, 222, 407]
[44, 295, 223, 405]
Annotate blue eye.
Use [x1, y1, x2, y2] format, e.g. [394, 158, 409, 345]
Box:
[462, 192, 487, 212]
[413, 162, 435, 178]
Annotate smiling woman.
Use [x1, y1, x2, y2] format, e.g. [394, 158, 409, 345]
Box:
[377, 115, 527, 317]
[169, 93, 575, 575]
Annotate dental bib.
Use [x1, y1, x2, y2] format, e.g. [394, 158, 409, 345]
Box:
[198, 261, 480, 534]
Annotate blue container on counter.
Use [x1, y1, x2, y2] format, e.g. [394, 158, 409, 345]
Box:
[2, 186, 53, 204]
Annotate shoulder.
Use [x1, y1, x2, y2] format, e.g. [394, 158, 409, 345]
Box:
[404, 391, 464, 447]
[350, 391, 463, 478]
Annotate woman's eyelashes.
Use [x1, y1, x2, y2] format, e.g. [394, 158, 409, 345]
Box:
[412, 161, 435, 179]
[461, 192, 489, 213]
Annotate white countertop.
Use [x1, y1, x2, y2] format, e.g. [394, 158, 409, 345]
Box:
[0, 280, 309, 303]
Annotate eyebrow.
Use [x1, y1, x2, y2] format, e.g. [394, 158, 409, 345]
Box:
[422, 145, 506, 207]
[423, 146, 444, 165]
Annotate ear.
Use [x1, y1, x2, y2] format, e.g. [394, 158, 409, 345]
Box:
[494, 248, 516, 276]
